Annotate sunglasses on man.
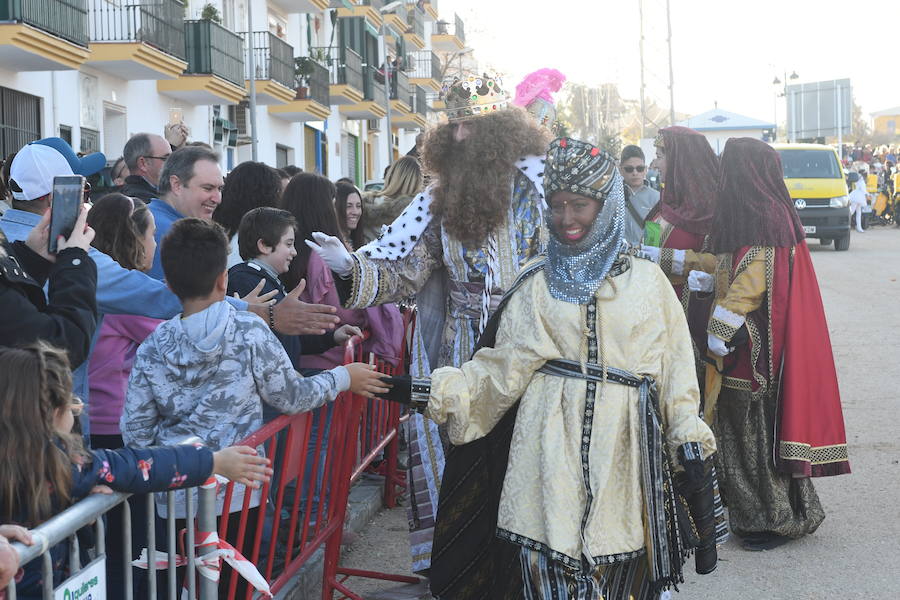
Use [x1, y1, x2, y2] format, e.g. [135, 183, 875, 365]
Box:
[623, 165, 646, 173]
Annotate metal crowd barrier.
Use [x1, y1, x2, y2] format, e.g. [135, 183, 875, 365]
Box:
[3, 467, 220, 599]
[4, 311, 418, 600]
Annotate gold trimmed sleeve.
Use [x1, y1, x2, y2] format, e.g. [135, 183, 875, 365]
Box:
[344, 219, 443, 309]
[708, 249, 767, 342]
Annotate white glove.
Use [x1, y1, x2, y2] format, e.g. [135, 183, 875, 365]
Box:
[305, 232, 353, 277]
[707, 333, 732, 357]
[687, 270, 715, 293]
[640, 244, 660, 263]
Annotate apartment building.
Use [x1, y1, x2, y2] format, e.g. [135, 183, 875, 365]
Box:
[0, 0, 465, 185]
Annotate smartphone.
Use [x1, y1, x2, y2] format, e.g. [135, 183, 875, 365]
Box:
[169, 107, 183, 125]
[48, 175, 85, 254]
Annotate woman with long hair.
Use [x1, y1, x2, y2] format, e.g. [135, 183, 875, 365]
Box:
[280, 173, 402, 373]
[335, 181, 365, 250]
[279, 173, 402, 522]
[0, 342, 270, 597]
[85, 192, 163, 597]
[85, 194, 161, 449]
[362, 156, 424, 243]
[212, 161, 284, 267]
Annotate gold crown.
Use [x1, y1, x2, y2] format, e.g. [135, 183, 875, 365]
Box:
[439, 74, 510, 121]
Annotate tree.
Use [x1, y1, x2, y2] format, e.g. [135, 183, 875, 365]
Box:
[851, 99, 869, 142]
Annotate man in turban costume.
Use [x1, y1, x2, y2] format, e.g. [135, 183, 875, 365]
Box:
[379, 138, 721, 599]
[703, 137, 850, 551]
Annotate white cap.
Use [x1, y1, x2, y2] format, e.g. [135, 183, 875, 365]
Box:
[9, 144, 74, 201]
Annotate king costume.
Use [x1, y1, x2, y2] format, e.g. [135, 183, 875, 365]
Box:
[384, 138, 722, 600]
[316, 72, 563, 573]
[704, 138, 850, 549]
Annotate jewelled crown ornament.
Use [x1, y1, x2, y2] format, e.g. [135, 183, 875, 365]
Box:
[512, 68, 566, 130]
[439, 73, 510, 121]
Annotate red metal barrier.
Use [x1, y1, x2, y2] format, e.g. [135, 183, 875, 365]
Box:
[213, 309, 418, 599]
[321, 331, 422, 600]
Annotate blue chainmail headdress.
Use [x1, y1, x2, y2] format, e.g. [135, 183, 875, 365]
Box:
[543, 137, 626, 304]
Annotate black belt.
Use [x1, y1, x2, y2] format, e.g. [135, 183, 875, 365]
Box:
[538, 359, 650, 390]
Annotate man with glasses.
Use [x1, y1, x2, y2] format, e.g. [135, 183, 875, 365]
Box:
[120, 133, 171, 202]
[619, 144, 659, 245]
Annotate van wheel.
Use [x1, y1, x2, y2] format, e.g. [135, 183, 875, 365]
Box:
[834, 234, 851, 251]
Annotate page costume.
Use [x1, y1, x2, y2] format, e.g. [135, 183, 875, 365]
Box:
[408, 139, 720, 600]
[705, 138, 850, 542]
[645, 127, 719, 375]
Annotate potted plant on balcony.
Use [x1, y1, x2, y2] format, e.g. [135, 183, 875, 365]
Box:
[294, 56, 316, 100]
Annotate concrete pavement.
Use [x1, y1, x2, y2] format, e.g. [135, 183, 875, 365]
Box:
[337, 227, 900, 600]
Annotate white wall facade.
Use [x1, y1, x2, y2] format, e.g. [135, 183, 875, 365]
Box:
[0, 0, 433, 181]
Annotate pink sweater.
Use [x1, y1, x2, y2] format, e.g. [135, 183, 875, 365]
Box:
[299, 252, 404, 370]
[88, 314, 162, 435]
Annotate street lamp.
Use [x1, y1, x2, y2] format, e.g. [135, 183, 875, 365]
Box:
[379, 0, 404, 170]
[771, 70, 799, 141]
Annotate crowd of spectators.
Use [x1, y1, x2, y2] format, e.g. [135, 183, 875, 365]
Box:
[0, 128, 423, 597]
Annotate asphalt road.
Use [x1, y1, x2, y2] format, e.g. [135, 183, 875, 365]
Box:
[340, 227, 900, 600]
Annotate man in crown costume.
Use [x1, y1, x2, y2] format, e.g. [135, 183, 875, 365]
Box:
[378, 138, 721, 599]
[703, 138, 849, 551]
[308, 70, 565, 575]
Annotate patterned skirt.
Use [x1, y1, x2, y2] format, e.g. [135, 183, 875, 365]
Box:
[520, 549, 663, 600]
[713, 387, 825, 538]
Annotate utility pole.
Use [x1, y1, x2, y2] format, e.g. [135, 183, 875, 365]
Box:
[638, 0, 646, 139]
[666, 0, 675, 126]
[247, 5, 258, 161]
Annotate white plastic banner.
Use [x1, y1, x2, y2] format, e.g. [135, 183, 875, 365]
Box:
[54, 556, 106, 600]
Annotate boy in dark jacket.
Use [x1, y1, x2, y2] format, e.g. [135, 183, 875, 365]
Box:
[227, 207, 360, 371]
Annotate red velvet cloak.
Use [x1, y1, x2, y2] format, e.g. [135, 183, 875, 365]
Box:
[720, 243, 849, 477]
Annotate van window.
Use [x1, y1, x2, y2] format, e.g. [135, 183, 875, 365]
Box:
[777, 149, 841, 179]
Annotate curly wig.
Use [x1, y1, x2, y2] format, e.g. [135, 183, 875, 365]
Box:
[422, 108, 550, 247]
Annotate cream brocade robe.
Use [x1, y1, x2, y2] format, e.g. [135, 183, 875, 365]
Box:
[425, 258, 717, 564]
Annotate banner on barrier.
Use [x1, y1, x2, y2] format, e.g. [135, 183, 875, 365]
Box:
[54, 557, 106, 600]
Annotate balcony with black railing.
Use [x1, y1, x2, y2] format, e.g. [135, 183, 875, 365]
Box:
[88, 0, 184, 58]
[157, 19, 246, 105]
[390, 69, 411, 111]
[0, 0, 88, 47]
[268, 53, 331, 122]
[310, 45, 365, 104]
[183, 19, 244, 86]
[364, 64, 387, 105]
[412, 84, 427, 117]
[336, 0, 384, 27]
[404, 4, 425, 48]
[432, 12, 465, 51]
[408, 50, 441, 90]
[0, 0, 92, 70]
[244, 31, 293, 89]
[86, 0, 187, 79]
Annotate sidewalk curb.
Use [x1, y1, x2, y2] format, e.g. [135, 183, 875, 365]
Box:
[274, 474, 387, 599]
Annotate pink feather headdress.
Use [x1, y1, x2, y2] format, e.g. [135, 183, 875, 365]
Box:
[512, 68, 566, 107]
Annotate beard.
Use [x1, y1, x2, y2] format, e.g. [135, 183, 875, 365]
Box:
[423, 109, 550, 248]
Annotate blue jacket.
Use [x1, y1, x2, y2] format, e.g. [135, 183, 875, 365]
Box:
[0, 209, 247, 434]
[10, 443, 214, 599]
[146, 199, 184, 281]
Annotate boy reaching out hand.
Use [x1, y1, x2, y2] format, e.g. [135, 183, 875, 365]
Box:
[122, 218, 387, 519]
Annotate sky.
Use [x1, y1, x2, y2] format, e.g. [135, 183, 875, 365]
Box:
[438, 0, 899, 125]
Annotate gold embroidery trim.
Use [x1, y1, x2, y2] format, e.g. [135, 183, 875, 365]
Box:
[659, 247, 675, 277]
[709, 317, 739, 342]
[722, 376, 752, 391]
[779, 441, 849, 465]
